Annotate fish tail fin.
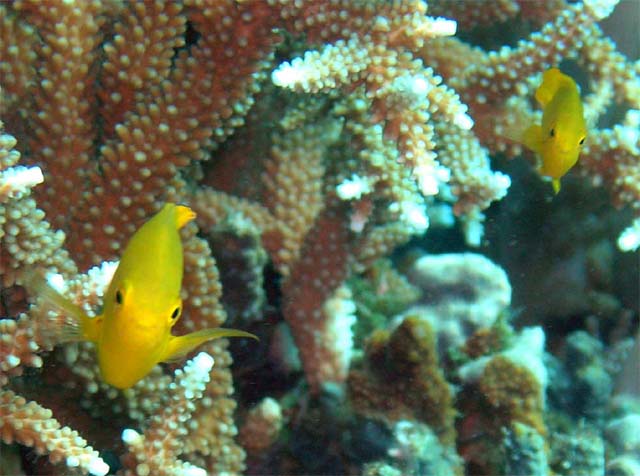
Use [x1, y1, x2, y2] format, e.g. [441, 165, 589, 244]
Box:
[552, 179, 561, 194]
[522, 124, 542, 154]
[162, 327, 258, 362]
[175, 205, 196, 229]
[535, 68, 571, 106]
[24, 270, 100, 344]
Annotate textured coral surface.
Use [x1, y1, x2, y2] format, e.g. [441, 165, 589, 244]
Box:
[1, 1, 638, 475]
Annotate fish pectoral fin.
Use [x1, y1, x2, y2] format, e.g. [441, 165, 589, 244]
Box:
[23, 270, 100, 344]
[162, 328, 258, 362]
[522, 124, 542, 155]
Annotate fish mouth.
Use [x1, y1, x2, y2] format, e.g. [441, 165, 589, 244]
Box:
[551, 146, 578, 163]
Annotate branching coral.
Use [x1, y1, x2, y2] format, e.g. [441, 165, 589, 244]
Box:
[0, 390, 109, 476]
[0, 117, 243, 473]
[0, 124, 71, 287]
[0, 0, 638, 474]
[120, 352, 216, 476]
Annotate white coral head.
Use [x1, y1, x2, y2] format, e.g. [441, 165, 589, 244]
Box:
[192, 352, 214, 373]
[88, 458, 110, 476]
[336, 174, 372, 200]
[121, 428, 142, 445]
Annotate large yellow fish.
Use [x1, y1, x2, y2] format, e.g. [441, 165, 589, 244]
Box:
[30, 203, 257, 389]
[522, 68, 587, 194]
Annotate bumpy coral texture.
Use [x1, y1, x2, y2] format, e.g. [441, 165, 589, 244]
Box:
[0, 0, 638, 474]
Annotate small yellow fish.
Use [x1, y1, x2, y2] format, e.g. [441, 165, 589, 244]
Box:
[522, 68, 587, 194]
[30, 203, 257, 389]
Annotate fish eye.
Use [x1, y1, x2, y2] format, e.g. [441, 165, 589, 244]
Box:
[579, 137, 585, 145]
[171, 307, 180, 319]
[549, 128, 555, 137]
[115, 290, 123, 305]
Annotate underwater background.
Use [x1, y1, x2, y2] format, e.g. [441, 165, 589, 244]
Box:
[0, 0, 639, 475]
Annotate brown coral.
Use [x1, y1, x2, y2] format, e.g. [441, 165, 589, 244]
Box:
[348, 315, 456, 445]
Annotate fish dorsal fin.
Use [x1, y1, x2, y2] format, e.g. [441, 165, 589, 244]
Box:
[535, 68, 571, 107]
[175, 205, 196, 229]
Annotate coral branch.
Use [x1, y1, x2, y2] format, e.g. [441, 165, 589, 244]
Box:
[0, 390, 109, 476]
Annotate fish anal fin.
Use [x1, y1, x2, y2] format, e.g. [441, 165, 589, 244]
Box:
[162, 328, 258, 362]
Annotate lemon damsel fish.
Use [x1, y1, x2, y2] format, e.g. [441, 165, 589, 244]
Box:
[29, 203, 257, 389]
[522, 68, 587, 194]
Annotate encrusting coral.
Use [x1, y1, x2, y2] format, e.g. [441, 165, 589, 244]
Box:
[348, 316, 457, 446]
[0, 0, 638, 474]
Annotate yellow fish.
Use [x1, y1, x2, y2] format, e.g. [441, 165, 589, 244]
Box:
[522, 68, 587, 194]
[30, 203, 257, 389]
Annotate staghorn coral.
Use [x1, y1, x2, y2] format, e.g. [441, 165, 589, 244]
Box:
[0, 117, 243, 473]
[120, 352, 217, 476]
[0, 124, 71, 287]
[0, 0, 638, 475]
[0, 390, 109, 476]
[0, 314, 42, 386]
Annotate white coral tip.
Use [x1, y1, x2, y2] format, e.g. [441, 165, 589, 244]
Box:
[272, 60, 309, 88]
[431, 17, 457, 36]
[336, 174, 371, 200]
[184, 467, 207, 476]
[1, 165, 44, 197]
[121, 428, 142, 445]
[455, 112, 474, 130]
[46, 273, 66, 293]
[6, 165, 44, 187]
[6, 354, 20, 368]
[88, 458, 110, 476]
[618, 218, 640, 252]
[192, 352, 214, 372]
[584, 0, 619, 20]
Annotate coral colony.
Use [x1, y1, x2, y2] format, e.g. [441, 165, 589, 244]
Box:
[1, 1, 639, 475]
